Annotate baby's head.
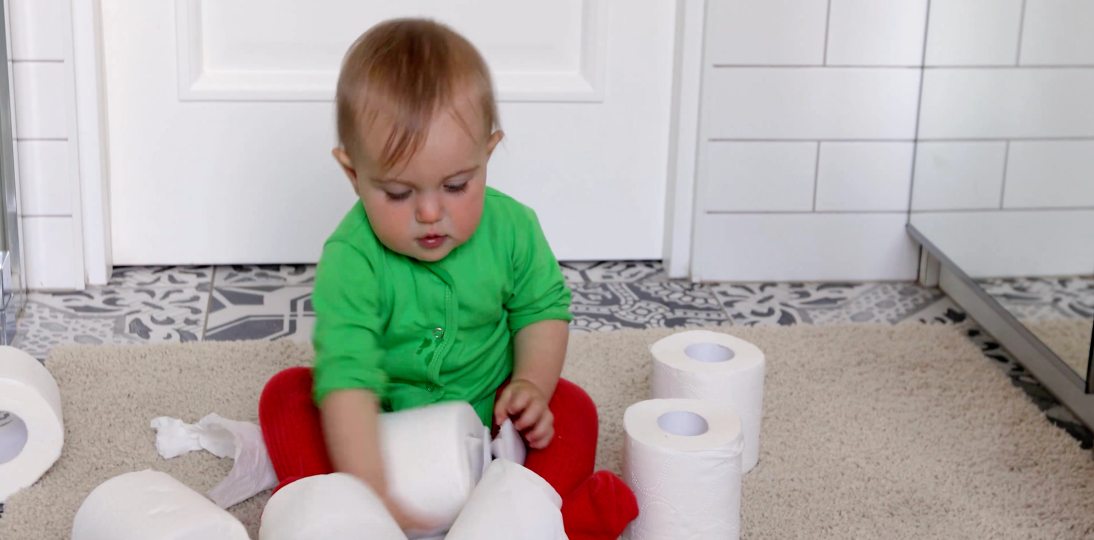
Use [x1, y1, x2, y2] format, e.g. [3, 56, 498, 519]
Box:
[332, 18, 503, 262]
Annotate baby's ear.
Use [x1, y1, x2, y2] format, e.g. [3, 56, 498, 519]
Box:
[332, 147, 358, 186]
[486, 130, 504, 157]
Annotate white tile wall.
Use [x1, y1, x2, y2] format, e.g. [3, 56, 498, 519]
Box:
[701, 142, 816, 212]
[693, 213, 918, 281]
[21, 216, 84, 290]
[1020, 0, 1094, 65]
[12, 62, 69, 139]
[910, 210, 1094, 278]
[815, 142, 913, 211]
[704, 68, 921, 140]
[9, 0, 68, 61]
[826, 0, 928, 66]
[705, 0, 828, 65]
[16, 140, 72, 215]
[919, 68, 1094, 139]
[8, 0, 85, 290]
[924, 0, 1024, 66]
[912, 142, 1006, 210]
[1004, 141, 1094, 208]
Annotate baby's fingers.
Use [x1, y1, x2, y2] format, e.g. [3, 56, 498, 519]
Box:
[514, 397, 546, 431]
[506, 389, 534, 419]
[494, 386, 515, 425]
[525, 411, 554, 449]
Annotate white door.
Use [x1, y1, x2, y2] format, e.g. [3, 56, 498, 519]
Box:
[100, 0, 677, 264]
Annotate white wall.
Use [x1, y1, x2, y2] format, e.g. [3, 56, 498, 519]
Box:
[910, 0, 1094, 278]
[8, 0, 85, 290]
[691, 0, 925, 281]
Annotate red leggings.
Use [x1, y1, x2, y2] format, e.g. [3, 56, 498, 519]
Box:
[258, 367, 597, 499]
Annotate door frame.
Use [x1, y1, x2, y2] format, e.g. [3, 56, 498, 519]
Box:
[72, 0, 112, 285]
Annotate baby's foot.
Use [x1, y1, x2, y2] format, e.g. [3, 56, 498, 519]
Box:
[561, 470, 638, 540]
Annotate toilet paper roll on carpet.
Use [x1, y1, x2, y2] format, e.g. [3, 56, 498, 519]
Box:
[0, 346, 64, 502]
[650, 330, 765, 472]
[623, 399, 744, 540]
[259, 473, 407, 540]
[71, 469, 249, 540]
[446, 459, 566, 540]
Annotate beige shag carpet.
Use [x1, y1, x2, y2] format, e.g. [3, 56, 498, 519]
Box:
[1025, 319, 1092, 379]
[3, 325, 1094, 539]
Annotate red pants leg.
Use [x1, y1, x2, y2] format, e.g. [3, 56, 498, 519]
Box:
[501, 378, 638, 540]
[258, 366, 333, 490]
[520, 378, 599, 497]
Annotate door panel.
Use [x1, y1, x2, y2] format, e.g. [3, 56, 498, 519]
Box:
[102, 0, 676, 263]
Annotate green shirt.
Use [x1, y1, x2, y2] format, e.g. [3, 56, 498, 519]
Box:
[311, 187, 572, 425]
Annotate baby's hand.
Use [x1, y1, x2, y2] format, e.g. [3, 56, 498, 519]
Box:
[494, 379, 554, 449]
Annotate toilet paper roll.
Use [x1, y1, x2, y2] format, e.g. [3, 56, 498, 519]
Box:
[380, 401, 490, 538]
[0, 346, 64, 502]
[650, 330, 765, 472]
[260, 473, 407, 540]
[72, 469, 249, 540]
[445, 459, 566, 540]
[623, 399, 744, 540]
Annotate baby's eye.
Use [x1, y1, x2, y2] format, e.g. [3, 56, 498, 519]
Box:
[385, 191, 411, 201]
[444, 181, 469, 193]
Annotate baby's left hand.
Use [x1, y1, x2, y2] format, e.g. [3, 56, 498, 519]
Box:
[494, 379, 554, 449]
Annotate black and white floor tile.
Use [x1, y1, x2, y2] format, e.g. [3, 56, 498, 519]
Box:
[8, 261, 1092, 448]
[710, 282, 946, 326]
[978, 275, 1094, 321]
[13, 286, 208, 360]
[204, 285, 314, 342]
[213, 264, 316, 286]
[107, 265, 213, 288]
[560, 260, 666, 284]
[569, 281, 729, 331]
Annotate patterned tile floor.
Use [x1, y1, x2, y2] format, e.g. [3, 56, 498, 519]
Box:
[8, 262, 1093, 451]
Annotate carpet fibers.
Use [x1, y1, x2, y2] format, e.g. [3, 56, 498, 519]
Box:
[3, 325, 1093, 539]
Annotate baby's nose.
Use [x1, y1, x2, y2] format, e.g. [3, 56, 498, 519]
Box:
[415, 197, 443, 224]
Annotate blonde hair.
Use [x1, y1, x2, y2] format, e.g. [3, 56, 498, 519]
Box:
[335, 18, 499, 171]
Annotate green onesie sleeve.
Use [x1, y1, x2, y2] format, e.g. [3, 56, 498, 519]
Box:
[311, 240, 389, 405]
[504, 205, 573, 333]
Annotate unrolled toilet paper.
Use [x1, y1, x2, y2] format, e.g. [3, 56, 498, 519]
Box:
[380, 401, 490, 538]
[72, 469, 249, 540]
[446, 459, 566, 540]
[0, 346, 64, 502]
[623, 399, 744, 540]
[151, 413, 279, 508]
[260, 472, 407, 540]
[650, 330, 765, 472]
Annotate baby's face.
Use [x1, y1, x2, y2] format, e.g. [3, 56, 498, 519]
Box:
[336, 104, 501, 262]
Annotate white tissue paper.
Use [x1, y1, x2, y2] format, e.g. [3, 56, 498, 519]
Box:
[71, 469, 249, 540]
[150, 413, 278, 508]
[446, 459, 567, 540]
[259, 472, 407, 540]
[491, 418, 527, 465]
[0, 346, 64, 502]
[650, 329, 765, 473]
[623, 399, 744, 540]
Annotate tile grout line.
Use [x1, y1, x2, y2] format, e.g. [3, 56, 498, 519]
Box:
[822, 0, 832, 66]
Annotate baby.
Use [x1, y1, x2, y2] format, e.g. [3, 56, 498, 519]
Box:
[258, 18, 637, 540]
